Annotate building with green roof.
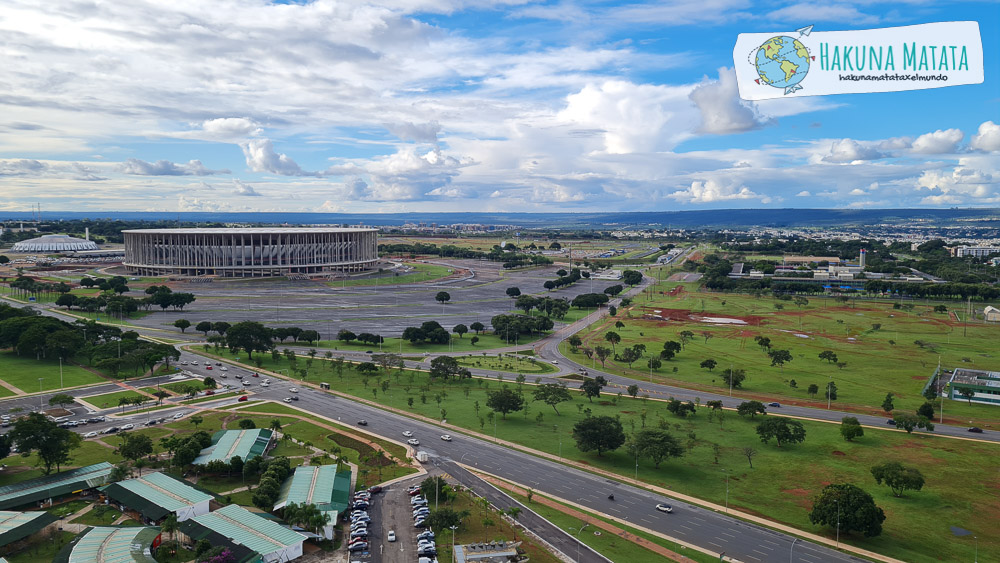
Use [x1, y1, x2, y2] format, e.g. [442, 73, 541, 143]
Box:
[193, 429, 274, 466]
[101, 472, 213, 523]
[180, 504, 305, 563]
[273, 465, 351, 540]
[0, 463, 113, 510]
[52, 526, 160, 563]
[0, 511, 59, 552]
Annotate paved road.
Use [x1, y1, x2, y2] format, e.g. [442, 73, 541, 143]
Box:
[245, 379, 865, 563]
[439, 460, 610, 563]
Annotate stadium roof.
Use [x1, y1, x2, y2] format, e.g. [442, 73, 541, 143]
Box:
[53, 526, 160, 563]
[193, 429, 273, 466]
[122, 227, 375, 234]
[10, 234, 99, 252]
[0, 463, 113, 510]
[273, 465, 351, 520]
[0, 510, 59, 548]
[182, 505, 305, 559]
[101, 472, 213, 522]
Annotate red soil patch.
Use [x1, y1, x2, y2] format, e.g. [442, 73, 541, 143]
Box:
[831, 451, 846, 456]
[639, 306, 767, 326]
[667, 285, 684, 297]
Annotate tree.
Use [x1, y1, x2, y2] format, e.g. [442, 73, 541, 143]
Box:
[626, 384, 639, 399]
[238, 419, 257, 429]
[916, 402, 935, 419]
[196, 321, 213, 336]
[594, 346, 612, 367]
[840, 417, 864, 442]
[470, 321, 485, 335]
[632, 429, 683, 468]
[435, 291, 451, 304]
[891, 412, 934, 433]
[212, 321, 231, 335]
[116, 432, 153, 472]
[505, 287, 521, 298]
[756, 418, 806, 446]
[622, 270, 643, 286]
[818, 350, 838, 363]
[9, 412, 82, 474]
[572, 415, 626, 456]
[567, 335, 582, 352]
[825, 381, 838, 401]
[486, 388, 524, 419]
[580, 376, 607, 403]
[453, 324, 468, 338]
[809, 484, 886, 537]
[646, 357, 661, 371]
[768, 349, 793, 371]
[742, 447, 757, 468]
[161, 513, 179, 546]
[737, 400, 767, 418]
[190, 415, 203, 428]
[173, 319, 191, 333]
[470, 336, 479, 346]
[532, 383, 572, 415]
[284, 502, 332, 535]
[721, 368, 746, 389]
[203, 376, 217, 389]
[958, 388, 976, 405]
[881, 393, 895, 413]
[429, 356, 462, 380]
[870, 462, 925, 497]
[337, 329, 357, 344]
[603, 331, 620, 354]
[700, 358, 717, 371]
[48, 393, 75, 408]
[543, 280, 556, 291]
[807, 383, 819, 397]
[226, 321, 273, 359]
[426, 506, 469, 532]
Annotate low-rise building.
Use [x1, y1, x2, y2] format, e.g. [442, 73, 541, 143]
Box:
[273, 465, 351, 540]
[955, 246, 1000, 258]
[454, 541, 520, 563]
[984, 305, 1000, 322]
[52, 526, 161, 563]
[0, 511, 59, 553]
[101, 472, 213, 523]
[0, 463, 113, 511]
[193, 429, 274, 466]
[947, 368, 1000, 406]
[180, 504, 306, 563]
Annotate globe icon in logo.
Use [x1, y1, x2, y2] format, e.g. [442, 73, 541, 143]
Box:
[754, 36, 810, 94]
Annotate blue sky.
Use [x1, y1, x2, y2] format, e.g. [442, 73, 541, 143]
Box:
[0, 0, 997, 213]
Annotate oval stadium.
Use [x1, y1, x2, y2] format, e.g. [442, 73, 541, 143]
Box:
[123, 228, 378, 277]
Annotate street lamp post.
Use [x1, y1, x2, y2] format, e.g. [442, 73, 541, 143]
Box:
[836, 499, 840, 548]
[451, 525, 458, 559]
[59, 357, 63, 390]
[828, 374, 833, 410]
[38, 378, 44, 410]
[571, 523, 589, 563]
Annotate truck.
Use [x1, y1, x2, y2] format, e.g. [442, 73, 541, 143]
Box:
[416, 451, 429, 463]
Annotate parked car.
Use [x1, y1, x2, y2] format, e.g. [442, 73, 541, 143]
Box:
[969, 427, 984, 433]
[387, 530, 396, 542]
[101, 426, 119, 434]
[347, 542, 368, 552]
[414, 519, 427, 528]
[655, 503, 673, 513]
[205, 390, 214, 396]
[220, 367, 228, 371]
[291, 396, 299, 401]
[173, 413, 185, 419]
[417, 531, 435, 541]
[84, 431, 98, 438]
[243, 380, 251, 386]
[206, 366, 213, 370]
[367, 485, 383, 494]
[215, 362, 222, 366]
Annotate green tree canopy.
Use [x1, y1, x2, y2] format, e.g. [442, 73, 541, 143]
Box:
[870, 462, 926, 497]
[9, 412, 82, 474]
[756, 418, 806, 446]
[226, 321, 273, 359]
[532, 382, 572, 415]
[486, 388, 524, 419]
[809, 483, 886, 537]
[572, 415, 626, 456]
[631, 428, 683, 468]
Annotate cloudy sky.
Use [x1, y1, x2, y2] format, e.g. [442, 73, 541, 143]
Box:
[0, 0, 998, 213]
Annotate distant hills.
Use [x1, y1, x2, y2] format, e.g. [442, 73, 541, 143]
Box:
[2, 209, 999, 229]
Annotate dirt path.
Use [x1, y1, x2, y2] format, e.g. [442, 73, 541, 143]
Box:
[479, 473, 698, 563]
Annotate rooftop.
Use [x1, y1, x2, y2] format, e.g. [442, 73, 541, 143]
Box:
[0, 463, 113, 510]
[122, 227, 375, 234]
[102, 472, 212, 520]
[950, 368, 1000, 388]
[10, 234, 99, 252]
[187, 504, 305, 557]
[56, 526, 160, 563]
[0, 510, 58, 548]
[193, 429, 273, 466]
[274, 465, 351, 515]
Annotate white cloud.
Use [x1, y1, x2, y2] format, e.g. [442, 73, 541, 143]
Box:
[689, 68, 762, 135]
[119, 158, 229, 176]
[911, 128, 964, 154]
[668, 179, 768, 203]
[232, 179, 262, 197]
[768, 3, 879, 25]
[970, 121, 1000, 152]
[823, 139, 883, 163]
[385, 121, 441, 143]
[241, 139, 315, 176]
[796, 190, 811, 197]
[201, 118, 263, 139]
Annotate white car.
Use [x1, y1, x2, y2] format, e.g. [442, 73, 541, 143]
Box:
[402, 431, 414, 437]
[243, 380, 251, 386]
[121, 423, 134, 430]
[84, 431, 98, 438]
[407, 438, 420, 446]
[261, 382, 269, 387]
[191, 361, 198, 365]
[440, 435, 452, 441]
[387, 530, 396, 542]
[283, 397, 292, 403]
[220, 366, 228, 371]
[173, 412, 185, 419]
[289, 388, 298, 393]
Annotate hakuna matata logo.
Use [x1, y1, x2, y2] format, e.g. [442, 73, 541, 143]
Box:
[747, 25, 815, 95]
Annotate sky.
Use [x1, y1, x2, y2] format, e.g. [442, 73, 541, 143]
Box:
[0, 0, 998, 214]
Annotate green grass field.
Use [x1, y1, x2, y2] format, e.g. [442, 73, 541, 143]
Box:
[70, 504, 122, 526]
[5, 530, 76, 563]
[218, 356, 997, 563]
[324, 261, 453, 288]
[566, 288, 1000, 425]
[0, 352, 105, 394]
[455, 354, 558, 374]
[309, 330, 544, 355]
[79, 389, 149, 410]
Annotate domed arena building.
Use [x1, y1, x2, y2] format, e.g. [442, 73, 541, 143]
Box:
[123, 227, 378, 277]
[10, 234, 100, 253]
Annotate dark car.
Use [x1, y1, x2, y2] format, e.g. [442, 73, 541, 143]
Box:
[357, 420, 368, 426]
[367, 485, 382, 494]
[767, 402, 781, 408]
[348, 542, 368, 552]
[968, 427, 984, 433]
[291, 396, 299, 401]
[886, 419, 896, 425]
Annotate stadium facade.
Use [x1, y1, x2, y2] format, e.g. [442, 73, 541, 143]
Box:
[122, 228, 377, 277]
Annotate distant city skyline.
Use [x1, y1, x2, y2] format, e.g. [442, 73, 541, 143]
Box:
[0, 0, 997, 213]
